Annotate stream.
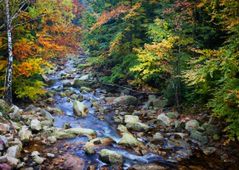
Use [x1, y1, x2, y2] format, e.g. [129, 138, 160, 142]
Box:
[42, 55, 211, 169]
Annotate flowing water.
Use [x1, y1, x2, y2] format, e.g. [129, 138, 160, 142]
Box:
[45, 56, 193, 169]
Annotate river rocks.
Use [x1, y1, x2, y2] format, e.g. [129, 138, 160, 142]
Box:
[6, 156, 19, 167]
[117, 125, 129, 133]
[7, 145, 21, 158]
[61, 154, 85, 170]
[40, 109, 54, 121]
[47, 136, 57, 144]
[46, 106, 63, 115]
[185, 120, 200, 131]
[73, 79, 90, 88]
[190, 130, 208, 145]
[18, 126, 32, 142]
[118, 133, 142, 147]
[126, 122, 149, 132]
[78, 74, 90, 81]
[129, 163, 167, 170]
[84, 138, 114, 154]
[157, 113, 171, 126]
[113, 95, 138, 106]
[0, 135, 8, 148]
[80, 86, 92, 93]
[30, 119, 41, 131]
[9, 105, 22, 121]
[144, 95, 167, 109]
[124, 115, 149, 131]
[73, 101, 88, 117]
[202, 146, 216, 155]
[125, 115, 139, 124]
[53, 127, 96, 139]
[99, 149, 123, 165]
[0, 123, 10, 134]
[153, 132, 164, 141]
[31, 151, 45, 164]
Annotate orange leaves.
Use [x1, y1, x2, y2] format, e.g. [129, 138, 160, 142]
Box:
[91, 5, 131, 30]
[13, 39, 38, 60]
[15, 58, 51, 77]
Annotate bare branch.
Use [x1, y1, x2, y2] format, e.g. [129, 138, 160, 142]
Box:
[0, 23, 5, 30]
[11, 0, 29, 23]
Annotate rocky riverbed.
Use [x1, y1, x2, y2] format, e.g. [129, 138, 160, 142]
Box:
[0, 55, 239, 170]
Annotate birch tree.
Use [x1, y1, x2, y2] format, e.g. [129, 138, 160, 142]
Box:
[0, 0, 28, 104]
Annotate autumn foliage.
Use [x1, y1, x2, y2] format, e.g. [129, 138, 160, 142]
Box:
[0, 0, 80, 100]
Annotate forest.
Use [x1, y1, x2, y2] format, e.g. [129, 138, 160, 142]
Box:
[0, 0, 238, 169]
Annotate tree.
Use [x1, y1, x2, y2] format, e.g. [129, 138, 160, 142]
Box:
[1, 0, 28, 104]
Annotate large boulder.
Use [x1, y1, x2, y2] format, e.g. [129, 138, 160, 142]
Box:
[73, 101, 88, 117]
[61, 154, 85, 170]
[53, 127, 96, 139]
[30, 119, 41, 131]
[118, 133, 142, 147]
[99, 149, 123, 165]
[40, 109, 54, 121]
[152, 132, 164, 141]
[113, 96, 137, 106]
[18, 126, 32, 142]
[129, 164, 167, 170]
[157, 113, 171, 126]
[185, 120, 200, 131]
[124, 115, 139, 124]
[0, 123, 10, 134]
[31, 151, 45, 164]
[78, 74, 90, 81]
[7, 145, 21, 158]
[124, 115, 149, 131]
[144, 95, 167, 109]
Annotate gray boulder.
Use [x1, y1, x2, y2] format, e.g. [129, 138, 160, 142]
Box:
[53, 127, 96, 139]
[157, 113, 171, 126]
[99, 149, 123, 165]
[118, 133, 142, 147]
[190, 130, 208, 145]
[113, 96, 137, 106]
[185, 120, 200, 131]
[73, 101, 88, 117]
[30, 119, 41, 131]
[153, 132, 164, 141]
[18, 126, 32, 142]
[7, 145, 21, 158]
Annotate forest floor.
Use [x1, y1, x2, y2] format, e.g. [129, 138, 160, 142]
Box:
[0, 55, 239, 170]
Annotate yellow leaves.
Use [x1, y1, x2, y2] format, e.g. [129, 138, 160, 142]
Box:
[124, 2, 142, 20]
[130, 35, 178, 80]
[15, 58, 51, 78]
[15, 79, 46, 101]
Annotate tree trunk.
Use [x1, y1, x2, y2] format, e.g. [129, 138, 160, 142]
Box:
[4, 0, 13, 104]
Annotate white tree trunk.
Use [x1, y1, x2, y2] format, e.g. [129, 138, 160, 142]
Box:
[4, 0, 13, 104]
